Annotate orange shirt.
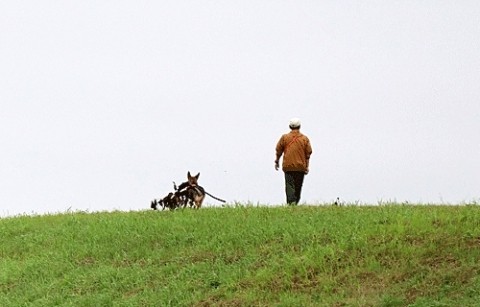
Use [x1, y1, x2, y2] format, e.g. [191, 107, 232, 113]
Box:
[275, 130, 312, 172]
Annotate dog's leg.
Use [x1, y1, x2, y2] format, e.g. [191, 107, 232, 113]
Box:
[196, 196, 205, 209]
[181, 193, 187, 208]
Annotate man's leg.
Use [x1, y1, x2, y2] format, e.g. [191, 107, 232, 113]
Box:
[293, 172, 305, 204]
[284, 172, 297, 205]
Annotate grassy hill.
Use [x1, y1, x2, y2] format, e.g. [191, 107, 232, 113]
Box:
[1, 205, 480, 306]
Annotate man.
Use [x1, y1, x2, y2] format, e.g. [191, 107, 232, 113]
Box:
[275, 118, 312, 205]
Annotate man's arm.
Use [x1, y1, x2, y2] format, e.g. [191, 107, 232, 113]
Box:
[305, 138, 312, 159]
[275, 136, 284, 170]
[304, 137, 312, 174]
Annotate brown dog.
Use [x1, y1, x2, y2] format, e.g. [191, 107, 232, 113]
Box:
[151, 171, 226, 211]
[176, 172, 205, 209]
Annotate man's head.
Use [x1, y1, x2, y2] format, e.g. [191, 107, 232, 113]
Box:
[289, 117, 301, 130]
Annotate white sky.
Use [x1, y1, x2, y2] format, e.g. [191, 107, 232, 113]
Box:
[1, 1, 479, 216]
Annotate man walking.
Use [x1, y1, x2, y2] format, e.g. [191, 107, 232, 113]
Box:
[275, 118, 313, 205]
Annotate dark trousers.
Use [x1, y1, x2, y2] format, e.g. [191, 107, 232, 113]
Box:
[284, 171, 305, 205]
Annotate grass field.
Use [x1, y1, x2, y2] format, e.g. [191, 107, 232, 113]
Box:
[1, 204, 480, 306]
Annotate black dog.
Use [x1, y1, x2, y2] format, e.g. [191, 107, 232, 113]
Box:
[151, 192, 184, 210]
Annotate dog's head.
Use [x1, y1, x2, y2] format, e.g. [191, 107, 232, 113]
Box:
[187, 171, 200, 187]
[151, 200, 157, 210]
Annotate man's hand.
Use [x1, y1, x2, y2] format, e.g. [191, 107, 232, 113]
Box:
[274, 160, 279, 171]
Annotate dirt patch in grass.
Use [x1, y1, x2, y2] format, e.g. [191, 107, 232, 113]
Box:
[194, 295, 248, 307]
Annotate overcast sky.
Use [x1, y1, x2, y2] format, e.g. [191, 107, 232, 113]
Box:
[1, 1, 479, 216]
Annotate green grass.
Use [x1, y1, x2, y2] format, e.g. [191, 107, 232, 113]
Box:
[1, 204, 480, 306]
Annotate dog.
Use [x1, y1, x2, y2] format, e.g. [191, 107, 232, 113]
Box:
[174, 172, 206, 209]
[151, 171, 225, 211]
[151, 192, 185, 210]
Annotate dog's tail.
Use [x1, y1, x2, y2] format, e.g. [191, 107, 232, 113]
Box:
[205, 191, 226, 203]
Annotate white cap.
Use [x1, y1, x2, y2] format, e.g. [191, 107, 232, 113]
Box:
[289, 117, 301, 128]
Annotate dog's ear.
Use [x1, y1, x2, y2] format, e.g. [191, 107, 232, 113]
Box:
[195, 172, 200, 179]
[187, 171, 191, 179]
